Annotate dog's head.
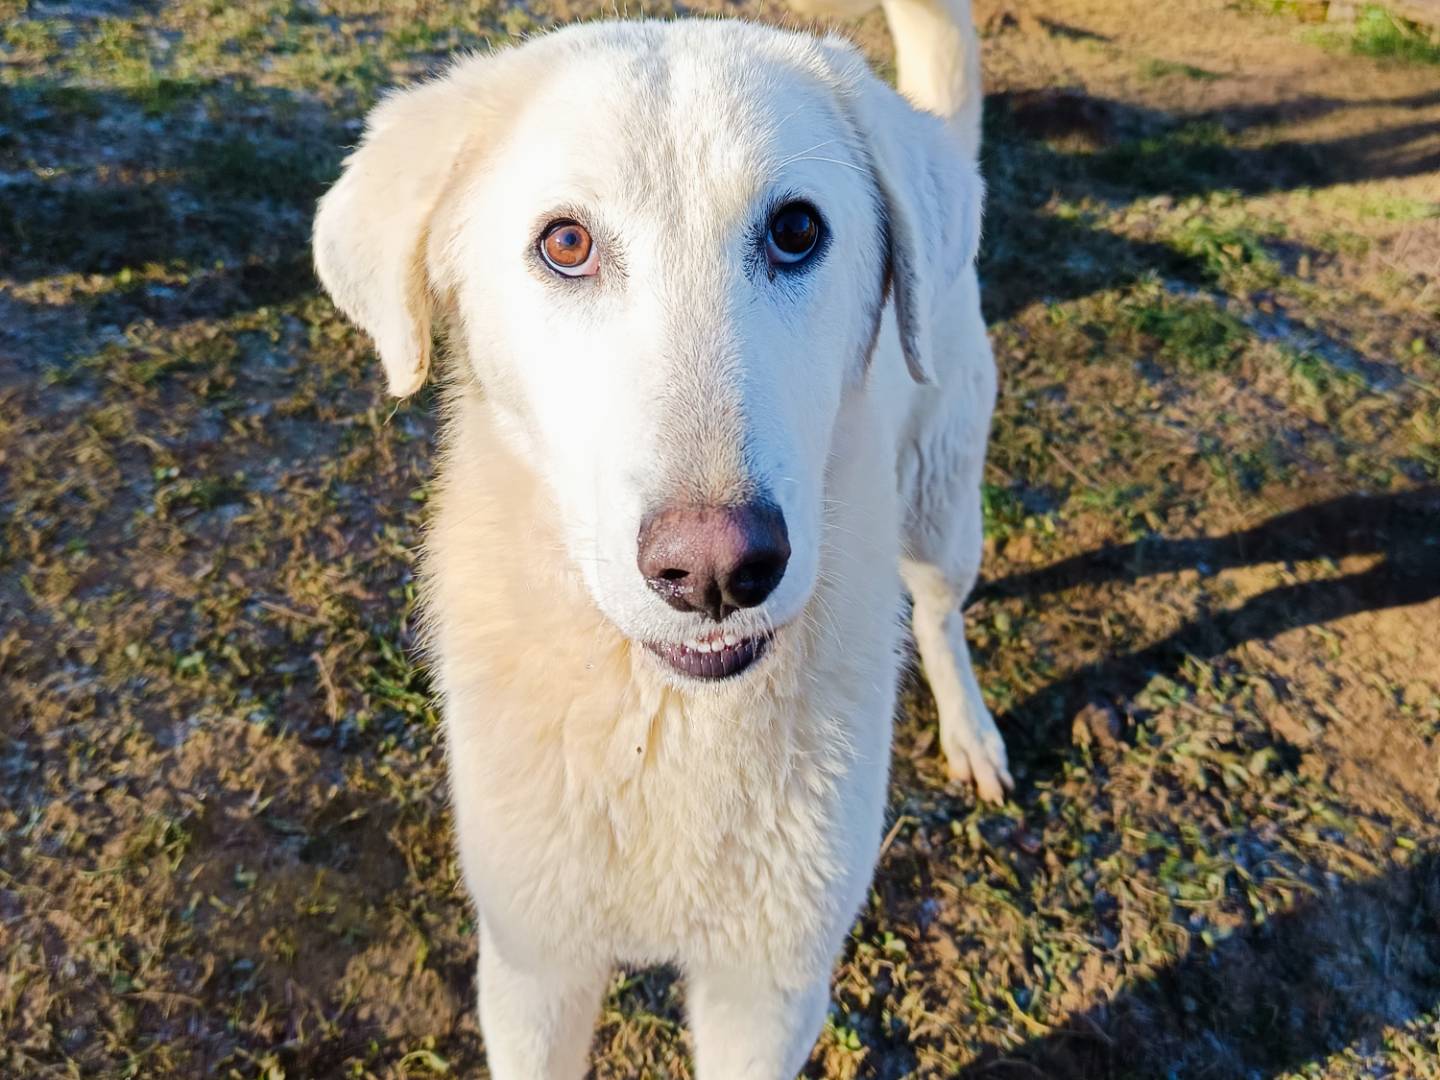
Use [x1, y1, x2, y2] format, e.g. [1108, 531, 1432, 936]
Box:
[314, 20, 980, 685]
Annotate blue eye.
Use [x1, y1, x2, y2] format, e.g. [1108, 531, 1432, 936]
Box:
[766, 202, 821, 266]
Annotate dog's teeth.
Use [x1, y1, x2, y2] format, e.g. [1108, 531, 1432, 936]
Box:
[722, 634, 738, 648]
[694, 640, 713, 653]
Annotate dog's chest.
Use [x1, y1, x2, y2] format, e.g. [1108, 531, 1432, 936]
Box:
[443, 663, 889, 972]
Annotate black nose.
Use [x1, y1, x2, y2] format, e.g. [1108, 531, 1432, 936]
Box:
[637, 501, 791, 622]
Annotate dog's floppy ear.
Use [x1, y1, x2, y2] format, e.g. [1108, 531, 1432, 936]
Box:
[313, 54, 520, 397]
[826, 49, 984, 385]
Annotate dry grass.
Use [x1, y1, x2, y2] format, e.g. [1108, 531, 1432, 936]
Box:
[1, 0, 1438, 1077]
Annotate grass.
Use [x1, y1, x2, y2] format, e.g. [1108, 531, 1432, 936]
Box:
[1122, 286, 1249, 371]
[1085, 121, 1237, 192]
[1310, 187, 1440, 222]
[1348, 4, 1440, 64]
[1166, 206, 1283, 285]
[1294, 4, 1440, 64]
[2, 0, 1439, 1078]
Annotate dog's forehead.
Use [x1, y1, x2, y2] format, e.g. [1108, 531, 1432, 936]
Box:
[508, 24, 859, 216]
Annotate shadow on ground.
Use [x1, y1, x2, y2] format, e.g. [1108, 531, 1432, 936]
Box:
[982, 488, 1440, 753]
[0, 78, 338, 361]
[949, 489, 1440, 1074]
[979, 86, 1440, 320]
[963, 849, 1440, 1078]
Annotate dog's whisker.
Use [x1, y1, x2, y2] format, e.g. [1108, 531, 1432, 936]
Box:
[779, 154, 867, 174]
[773, 102, 812, 130]
[772, 138, 842, 170]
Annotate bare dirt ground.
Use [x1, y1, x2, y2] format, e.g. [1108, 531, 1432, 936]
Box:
[1, 0, 1437, 1076]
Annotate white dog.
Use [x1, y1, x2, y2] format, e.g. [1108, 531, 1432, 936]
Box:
[313, 0, 1009, 1073]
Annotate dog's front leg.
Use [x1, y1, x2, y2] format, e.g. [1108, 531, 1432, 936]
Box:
[903, 554, 1011, 804]
[477, 920, 607, 1080]
[900, 446, 1013, 803]
[686, 966, 830, 1080]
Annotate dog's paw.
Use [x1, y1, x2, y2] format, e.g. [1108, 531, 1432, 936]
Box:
[941, 712, 1012, 804]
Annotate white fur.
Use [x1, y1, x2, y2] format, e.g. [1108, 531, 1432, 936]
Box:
[313, 0, 1010, 1074]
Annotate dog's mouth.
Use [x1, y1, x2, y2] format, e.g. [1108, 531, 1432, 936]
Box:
[644, 629, 772, 681]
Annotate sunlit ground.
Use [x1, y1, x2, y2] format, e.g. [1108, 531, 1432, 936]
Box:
[2, 0, 1437, 1076]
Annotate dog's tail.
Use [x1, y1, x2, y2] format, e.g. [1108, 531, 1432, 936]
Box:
[794, 0, 982, 161]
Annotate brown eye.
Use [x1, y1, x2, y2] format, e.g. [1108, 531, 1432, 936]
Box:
[539, 220, 598, 277]
[766, 201, 821, 266]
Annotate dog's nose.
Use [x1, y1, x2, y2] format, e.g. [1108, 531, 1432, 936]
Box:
[637, 501, 790, 621]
